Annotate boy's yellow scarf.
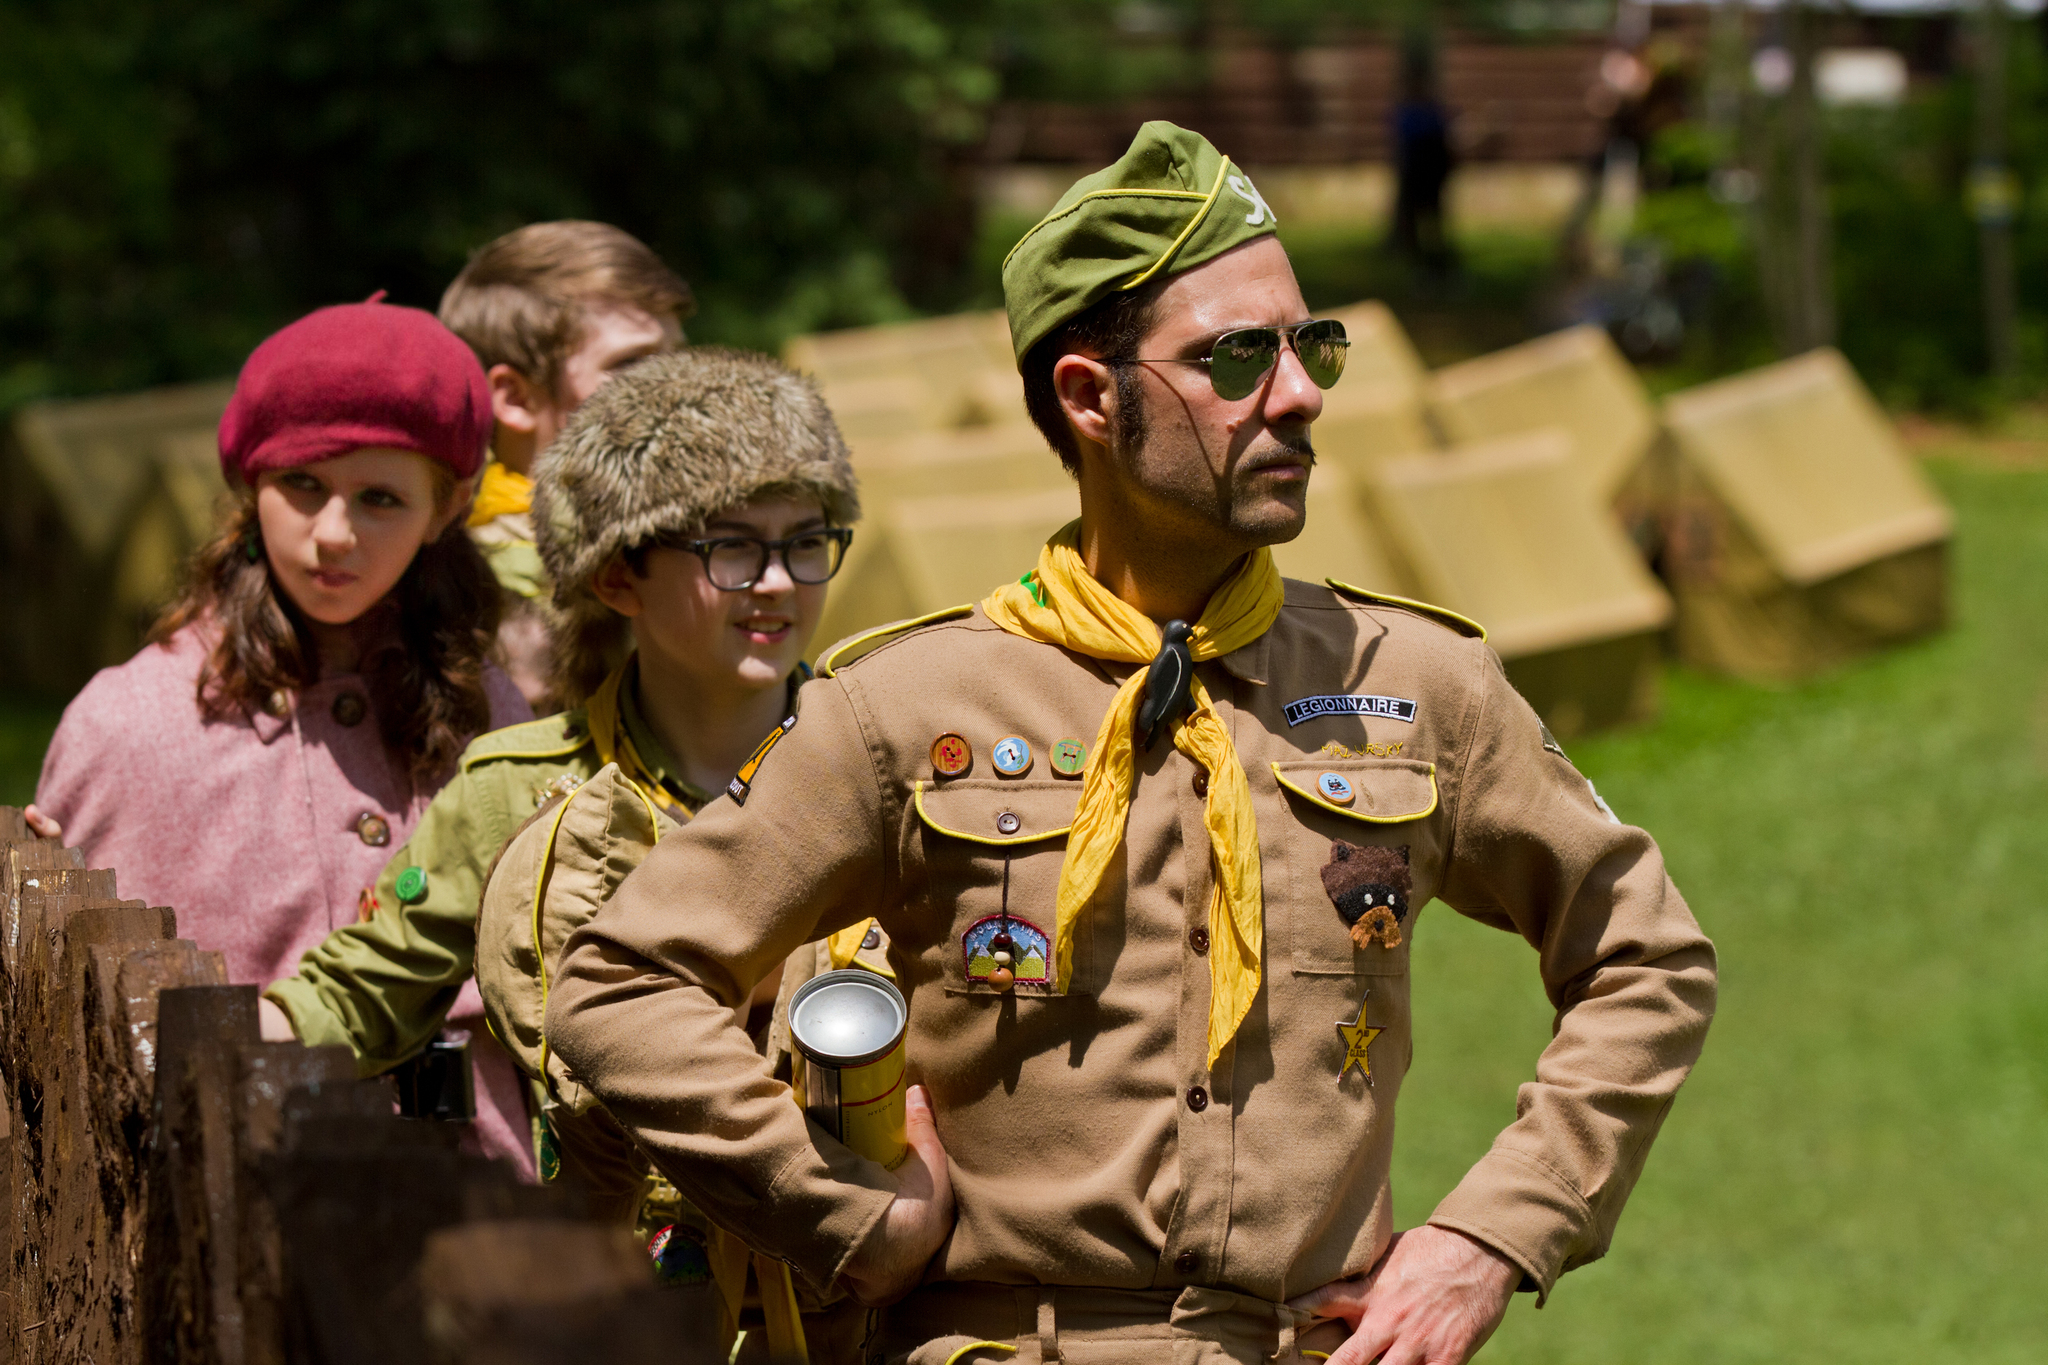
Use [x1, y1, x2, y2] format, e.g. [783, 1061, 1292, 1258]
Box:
[981, 521, 1284, 1066]
[467, 461, 534, 528]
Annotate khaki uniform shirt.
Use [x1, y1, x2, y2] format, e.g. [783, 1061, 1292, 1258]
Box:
[546, 584, 1717, 1305]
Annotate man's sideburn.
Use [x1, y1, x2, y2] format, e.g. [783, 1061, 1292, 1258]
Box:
[1106, 365, 1316, 546]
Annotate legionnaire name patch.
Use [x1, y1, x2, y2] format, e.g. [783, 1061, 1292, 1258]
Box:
[1284, 694, 1417, 727]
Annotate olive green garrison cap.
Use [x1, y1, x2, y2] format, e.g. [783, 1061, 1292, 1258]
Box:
[1001, 120, 1278, 364]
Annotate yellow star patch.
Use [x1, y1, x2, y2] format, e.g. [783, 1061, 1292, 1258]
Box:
[1336, 993, 1383, 1086]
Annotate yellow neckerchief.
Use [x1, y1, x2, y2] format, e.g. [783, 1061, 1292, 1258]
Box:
[981, 520, 1285, 1067]
[583, 662, 691, 819]
[467, 460, 534, 528]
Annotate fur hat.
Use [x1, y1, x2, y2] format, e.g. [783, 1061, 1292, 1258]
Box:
[533, 346, 860, 702]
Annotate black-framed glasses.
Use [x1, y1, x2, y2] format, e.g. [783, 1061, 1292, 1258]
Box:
[638, 527, 853, 591]
[1113, 318, 1350, 401]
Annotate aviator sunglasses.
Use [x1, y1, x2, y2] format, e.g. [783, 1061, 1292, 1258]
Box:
[1113, 318, 1350, 401]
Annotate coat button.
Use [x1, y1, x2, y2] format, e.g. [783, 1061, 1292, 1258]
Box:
[331, 691, 367, 727]
[1188, 927, 1210, 955]
[1191, 770, 1209, 798]
[1185, 1085, 1208, 1113]
[995, 812, 1021, 836]
[1174, 1249, 1201, 1276]
[355, 812, 391, 847]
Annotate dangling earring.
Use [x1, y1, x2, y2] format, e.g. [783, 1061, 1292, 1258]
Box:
[241, 523, 262, 563]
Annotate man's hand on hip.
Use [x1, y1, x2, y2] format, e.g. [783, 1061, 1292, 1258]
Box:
[1288, 1226, 1520, 1365]
[839, 1083, 955, 1306]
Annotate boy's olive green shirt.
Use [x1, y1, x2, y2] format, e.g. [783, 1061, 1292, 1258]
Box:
[266, 667, 714, 1072]
[546, 585, 1718, 1306]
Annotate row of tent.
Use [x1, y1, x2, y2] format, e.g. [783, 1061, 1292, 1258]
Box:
[0, 306, 1951, 737]
[791, 303, 1953, 739]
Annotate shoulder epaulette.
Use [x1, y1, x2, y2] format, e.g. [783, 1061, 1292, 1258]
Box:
[816, 605, 975, 679]
[1325, 579, 1487, 642]
[459, 714, 591, 771]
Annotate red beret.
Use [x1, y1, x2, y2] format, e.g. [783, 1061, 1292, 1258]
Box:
[218, 299, 492, 484]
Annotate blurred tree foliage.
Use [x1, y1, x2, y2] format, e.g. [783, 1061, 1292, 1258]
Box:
[0, 0, 1012, 408]
[1636, 19, 2048, 412]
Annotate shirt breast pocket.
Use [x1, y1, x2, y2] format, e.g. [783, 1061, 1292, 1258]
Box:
[912, 780, 1083, 996]
[1270, 758, 1439, 976]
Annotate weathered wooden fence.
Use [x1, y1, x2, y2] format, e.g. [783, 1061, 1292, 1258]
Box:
[0, 808, 717, 1363]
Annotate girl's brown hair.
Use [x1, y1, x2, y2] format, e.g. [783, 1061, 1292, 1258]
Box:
[151, 484, 502, 781]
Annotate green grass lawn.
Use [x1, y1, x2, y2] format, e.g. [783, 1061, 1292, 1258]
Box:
[0, 450, 2041, 1357]
[1397, 453, 2048, 1361]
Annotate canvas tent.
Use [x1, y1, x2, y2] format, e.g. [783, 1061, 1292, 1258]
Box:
[849, 423, 1069, 508]
[1658, 348, 1951, 680]
[1, 381, 233, 694]
[1426, 324, 1659, 517]
[811, 466, 1404, 662]
[785, 310, 1021, 447]
[1310, 300, 1438, 473]
[1366, 430, 1674, 737]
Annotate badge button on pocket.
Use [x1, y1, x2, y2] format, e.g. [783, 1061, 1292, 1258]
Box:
[1316, 771, 1355, 806]
[991, 735, 1033, 777]
[930, 733, 973, 778]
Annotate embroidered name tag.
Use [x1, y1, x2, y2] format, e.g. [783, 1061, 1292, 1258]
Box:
[1284, 694, 1418, 727]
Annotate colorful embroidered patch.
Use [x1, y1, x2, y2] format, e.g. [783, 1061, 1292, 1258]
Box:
[1336, 992, 1384, 1085]
[1320, 841, 1412, 950]
[961, 914, 1053, 990]
[726, 714, 797, 806]
[1283, 694, 1417, 727]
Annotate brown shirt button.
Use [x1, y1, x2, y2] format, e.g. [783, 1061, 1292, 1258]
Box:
[355, 812, 391, 847]
[1174, 1249, 1201, 1276]
[1188, 927, 1210, 955]
[1191, 770, 1209, 798]
[1185, 1085, 1208, 1113]
[331, 691, 367, 727]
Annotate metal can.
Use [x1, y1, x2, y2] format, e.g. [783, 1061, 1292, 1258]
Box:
[788, 969, 909, 1170]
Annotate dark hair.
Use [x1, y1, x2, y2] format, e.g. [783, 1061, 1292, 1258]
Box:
[151, 491, 502, 782]
[1020, 282, 1164, 474]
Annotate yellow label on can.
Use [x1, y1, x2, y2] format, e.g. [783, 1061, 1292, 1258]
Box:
[832, 1035, 909, 1170]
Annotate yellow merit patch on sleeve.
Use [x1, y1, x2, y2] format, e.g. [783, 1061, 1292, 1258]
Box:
[725, 714, 797, 807]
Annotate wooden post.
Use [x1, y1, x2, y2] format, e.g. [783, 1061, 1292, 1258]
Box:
[1786, 0, 1835, 350]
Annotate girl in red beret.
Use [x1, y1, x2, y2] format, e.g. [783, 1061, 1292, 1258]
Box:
[28, 299, 537, 1173]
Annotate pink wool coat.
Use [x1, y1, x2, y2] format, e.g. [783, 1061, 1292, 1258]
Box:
[36, 624, 537, 1177]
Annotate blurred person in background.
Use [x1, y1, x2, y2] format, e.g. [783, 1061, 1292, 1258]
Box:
[27, 300, 535, 1165]
[259, 348, 857, 1209]
[438, 221, 694, 709]
[1390, 42, 1457, 275]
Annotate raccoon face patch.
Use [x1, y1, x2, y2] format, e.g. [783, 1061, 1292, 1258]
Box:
[1319, 841, 1412, 950]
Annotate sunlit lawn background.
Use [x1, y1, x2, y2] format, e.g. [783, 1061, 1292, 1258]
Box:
[2, 218, 2043, 1357]
[1399, 450, 2048, 1363]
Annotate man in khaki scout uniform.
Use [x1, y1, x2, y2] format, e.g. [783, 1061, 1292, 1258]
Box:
[547, 122, 1717, 1365]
